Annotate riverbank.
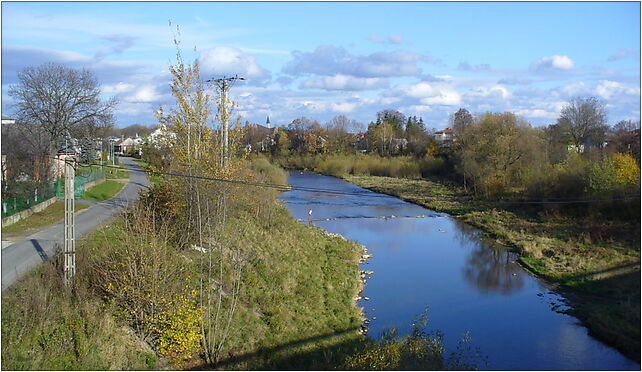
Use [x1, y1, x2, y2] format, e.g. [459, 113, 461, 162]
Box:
[1, 172, 367, 370]
[341, 174, 640, 362]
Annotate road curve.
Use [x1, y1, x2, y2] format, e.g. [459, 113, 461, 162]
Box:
[1, 157, 149, 292]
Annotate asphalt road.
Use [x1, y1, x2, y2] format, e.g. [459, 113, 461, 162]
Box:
[1, 157, 149, 292]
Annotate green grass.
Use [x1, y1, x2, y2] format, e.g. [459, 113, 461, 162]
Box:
[81, 180, 125, 202]
[105, 164, 129, 179]
[1, 255, 159, 370]
[133, 159, 160, 186]
[2, 201, 90, 234]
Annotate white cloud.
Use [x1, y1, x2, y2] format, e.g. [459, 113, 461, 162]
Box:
[556, 81, 589, 97]
[406, 82, 438, 98]
[465, 85, 511, 101]
[595, 80, 640, 100]
[420, 91, 461, 106]
[102, 82, 135, 94]
[127, 85, 162, 103]
[531, 55, 575, 72]
[283, 45, 426, 78]
[199, 46, 269, 80]
[407, 105, 433, 112]
[514, 109, 557, 119]
[300, 74, 388, 91]
[331, 102, 358, 113]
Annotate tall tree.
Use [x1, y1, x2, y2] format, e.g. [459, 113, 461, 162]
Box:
[452, 108, 474, 133]
[287, 117, 320, 153]
[556, 97, 607, 152]
[8, 63, 117, 155]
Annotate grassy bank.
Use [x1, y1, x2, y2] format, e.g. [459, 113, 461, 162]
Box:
[341, 173, 640, 362]
[105, 164, 129, 179]
[1, 257, 160, 370]
[81, 180, 125, 202]
[2, 201, 90, 235]
[1, 158, 366, 370]
[133, 158, 161, 186]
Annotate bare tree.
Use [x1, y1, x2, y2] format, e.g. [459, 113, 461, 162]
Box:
[8, 63, 117, 156]
[556, 97, 607, 152]
[452, 108, 474, 134]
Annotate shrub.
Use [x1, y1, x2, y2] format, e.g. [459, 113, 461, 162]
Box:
[612, 153, 640, 187]
[585, 157, 617, 195]
[85, 207, 203, 365]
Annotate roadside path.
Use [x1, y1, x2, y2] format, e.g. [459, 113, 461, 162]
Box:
[1, 157, 149, 292]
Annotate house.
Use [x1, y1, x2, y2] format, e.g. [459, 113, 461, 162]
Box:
[391, 138, 408, 153]
[114, 136, 140, 155]
[52, 131, 81, 178]
[1, 116, 16, 125]
[244, 122, 276, 153]
[147, 124, 176, 148]
[434, 128, 454, 147]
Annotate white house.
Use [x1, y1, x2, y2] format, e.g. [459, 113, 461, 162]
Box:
[147, 124, 176, 148]
[434, 128, 454, 147]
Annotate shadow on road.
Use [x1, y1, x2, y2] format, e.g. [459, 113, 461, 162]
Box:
[30, 239, 48, 262]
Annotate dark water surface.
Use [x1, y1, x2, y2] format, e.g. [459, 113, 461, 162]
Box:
[280, 172, 639, 370]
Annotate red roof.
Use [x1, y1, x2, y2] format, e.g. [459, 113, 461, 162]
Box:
[435, 128, 454, 134]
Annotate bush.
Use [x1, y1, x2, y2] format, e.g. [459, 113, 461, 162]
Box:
[612, 153, 640, 187]
[2, 257, 158, 370]
[586, 157, 617, 195]
[85, 207, 202, 365]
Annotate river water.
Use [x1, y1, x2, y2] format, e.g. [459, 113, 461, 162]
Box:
[280, 172, 639, 370]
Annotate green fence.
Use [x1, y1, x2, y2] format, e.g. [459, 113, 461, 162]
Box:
[1, 183, 57, 218]
[54, 166, 105, 198]
[1, 166, 105, 218]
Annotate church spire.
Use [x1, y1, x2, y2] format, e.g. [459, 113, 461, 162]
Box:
[266, 115, 271, 128]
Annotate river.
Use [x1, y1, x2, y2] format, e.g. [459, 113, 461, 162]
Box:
[279, 172, 639, 370]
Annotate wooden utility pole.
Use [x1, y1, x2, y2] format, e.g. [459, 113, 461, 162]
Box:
[64, 157, 76, 285]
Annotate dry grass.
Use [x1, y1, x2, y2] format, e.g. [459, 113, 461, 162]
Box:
[343, 173, 640, 361]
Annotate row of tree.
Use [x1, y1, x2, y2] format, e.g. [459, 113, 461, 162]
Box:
[256, 98, 639, 200]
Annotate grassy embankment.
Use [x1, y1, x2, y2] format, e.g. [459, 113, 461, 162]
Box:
[2, 201, 90, 235]
[2, 166, 126, 235]
[1, 159, 366, 370]
[275, 153, 640, 362]
[104, 164, 129, 179]
[81, 180, 125, 202]
[132, 158, 161, 186]
[2, 158, 486, 370]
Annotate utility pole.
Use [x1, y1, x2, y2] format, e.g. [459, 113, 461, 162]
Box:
[206, 75, 245, 167]
[64, 155, 76, 285]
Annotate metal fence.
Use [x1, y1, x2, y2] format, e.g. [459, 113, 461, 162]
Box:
[1, 166, 105, 218]
[1, 184, 57, 218]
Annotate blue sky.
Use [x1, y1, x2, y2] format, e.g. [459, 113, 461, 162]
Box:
[2, 1, 640, 129]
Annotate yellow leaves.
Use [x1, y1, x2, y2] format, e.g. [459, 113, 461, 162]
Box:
[156, 295, 203, 364]
[612, 152, 640, 186]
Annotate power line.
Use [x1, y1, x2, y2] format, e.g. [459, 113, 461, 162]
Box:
[73, 160, 641, 205]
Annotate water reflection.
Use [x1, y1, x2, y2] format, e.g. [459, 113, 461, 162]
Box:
[280, 172, 639, 370]
[455, 222, 524, 295]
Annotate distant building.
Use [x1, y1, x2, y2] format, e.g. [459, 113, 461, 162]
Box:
[52, 131, 80, 178]
[1, 116, 16, 125]
[392, 138, 408, 153]
[434, 128, 454, 147]
[147, 124, 176, 148]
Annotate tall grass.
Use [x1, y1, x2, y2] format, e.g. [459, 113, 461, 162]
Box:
[1, 255, 158, 370]
[276, 154, 448, 179]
